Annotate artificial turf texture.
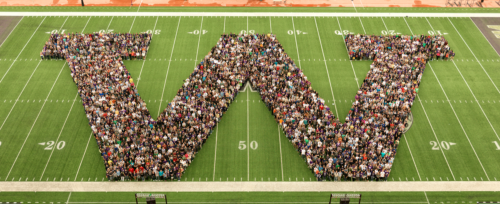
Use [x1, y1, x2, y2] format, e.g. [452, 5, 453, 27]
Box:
[0, 13, 499, 184]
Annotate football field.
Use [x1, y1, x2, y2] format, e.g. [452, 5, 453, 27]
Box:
[0, 10, 499, 184]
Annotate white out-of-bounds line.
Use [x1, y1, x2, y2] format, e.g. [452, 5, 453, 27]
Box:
[74, 132, 94, 181]
[158, 17, 181, 116]
[1, 12, 500, 18]
[469, 17, 499, 57]
[5, 62, 67, 180]
[313, 16, 339, 117]
[403, 134, 422, 181]
[445, 17, 500, 95]
[0, 16, 46, 84]
[428, 62, 490, 180]
[0, 16, 23, 49]
[135, 16, 159, 87]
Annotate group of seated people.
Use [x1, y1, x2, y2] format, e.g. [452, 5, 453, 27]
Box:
[41, 31, 450, 181]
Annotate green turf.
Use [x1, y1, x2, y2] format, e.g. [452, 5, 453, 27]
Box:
[0, 15, 499, 183]
[0, 6, 499, 13]
[1, 191, 500, 204]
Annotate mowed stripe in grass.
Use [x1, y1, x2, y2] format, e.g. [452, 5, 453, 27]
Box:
[0, 16, 499, 182]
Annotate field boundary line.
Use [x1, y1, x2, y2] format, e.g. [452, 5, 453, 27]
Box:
[469, 17, 500, 57]
[0, 16, 45, 84]
[314, 16, 339, 117]
[5, 62, 67, 180]
[157, 16, 181, 116]
[402, 17, 455, 181]
[74, 132, 94, 181]
[2, 181, 500, 192]
[2, 12, 500, 17]
[446, 17, 500, 95]
[0, 16, 23, 49]
[135, 16, 159, 87]
[40, 17, 92, 180]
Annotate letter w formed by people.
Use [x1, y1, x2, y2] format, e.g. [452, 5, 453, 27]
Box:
[42, 32, 451, 180]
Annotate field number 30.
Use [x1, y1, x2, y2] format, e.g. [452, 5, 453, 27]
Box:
[239, 141, 258, 150]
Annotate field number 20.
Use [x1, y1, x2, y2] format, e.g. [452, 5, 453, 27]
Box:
[430, 141, 455, 150]
[239, 141, 258, 150]
[39, 141, 66, 150]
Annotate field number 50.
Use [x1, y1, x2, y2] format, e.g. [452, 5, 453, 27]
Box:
[239, 141, 258, 150]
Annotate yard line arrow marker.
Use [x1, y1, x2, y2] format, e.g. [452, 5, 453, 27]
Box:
[41, 32, 451, 180]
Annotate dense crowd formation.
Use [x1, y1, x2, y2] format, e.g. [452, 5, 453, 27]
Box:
[42, 31, 450, 181]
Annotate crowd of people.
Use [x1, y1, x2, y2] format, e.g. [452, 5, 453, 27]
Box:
[42, 31, 450, 181]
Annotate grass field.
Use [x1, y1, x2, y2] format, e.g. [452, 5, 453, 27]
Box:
[0, 10, 499, 184]
[1, 191, 500, 204]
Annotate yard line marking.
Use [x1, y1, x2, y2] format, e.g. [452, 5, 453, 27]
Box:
[469, 17, 499, 57]
[135, 16, 159, 87]
[278, 125, 283, 181]
[212, 126, 218, 181]
[403, 134, 422, 181]
[380, 17, 389, 33]
[429, 61, 490, 180]
[0, 16, 46, 84]
[291, 17, 301, 68]
[351, 0, 358, 13]
[40, 16, 92, 180]
[430, 18, 500, 143]
[74, 132, 93, 181]
[5, 62, 67, 181]
[358, 0, 365, 7]
[402, 19, 456, 180]
[314, 17, 339, 117]
[246, 16, 249, 33]
[106, 16, 113, 31]
[157, 17, 181, 116]
[424, 191, 430, 204]
[358, 16, 366, 34]
[246, 88, 250, 181]
[336, 17, 360, 88]
[269, 16, 272, 33]
[0, 16, 23, 49]
[65, 192, 72, 204]
[447, 17, 500, 95]
[194, 17, 203, 70]
[223, 16, 226, 33]
[0, 60, 42, 132]
[39, 93, 78, 180]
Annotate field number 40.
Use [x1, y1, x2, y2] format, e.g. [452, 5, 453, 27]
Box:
[239, 141, 258, 150]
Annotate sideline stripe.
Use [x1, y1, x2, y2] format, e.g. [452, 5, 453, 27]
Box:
[2, 181, 500, 192]
[1, 12, 500, 17]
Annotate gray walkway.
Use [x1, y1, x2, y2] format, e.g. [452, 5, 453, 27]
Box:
[1, 181, 499, 192]
[0, 12, 500, 17]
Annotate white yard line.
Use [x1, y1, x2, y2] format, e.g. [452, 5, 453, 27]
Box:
[106, 16, 114, 31]
[135, 16, 159, 87]
[424, 191, 430, 204]
[358, 16, 366, 34]
[469, 17, 499, 57]
[403, 134, 422, 181]
[446, 17, 500, 95]
[403, 17, 457, 181]
[40, 17, 91, 180]
[74, 132, 93, 181]
[313, 16, 339, 117]
[0, 16, 46, 84]
[277, 125, 283, 181]
[66, 192, 72, 204]
[358, 0, 365, 7]
[247, 88, 250, 181]
[351, 0, 358, 13]
[223, 16, 226, 33]
[426, 18, 500, 143]
[213, 126, 218, 181]
[194, 17, 203, 69]
[247, 16, 249, 33]
[290, 17, 301, 69]
[3, 181, 500, 192]
[0, 60, 42, 132]
[5, 62, 67, 181]
[157, 17, 181, 116]
[269, 16, 272, 33]
[335, 17, 360, 88]
[1, 12, 500, 17]
[0, 16, 23, 49]
[380, 17, 389, 33]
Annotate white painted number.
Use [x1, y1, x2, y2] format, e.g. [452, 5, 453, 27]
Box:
[99, 29, 114, 34]
[39, 141, 66, 150]
[428, 30, 448, 35]
[288, 30, 294, 35]
[240, 30, 255, 35]
[238, 141, 246, 150]
[493, 141, 500, 150]
[430, 141, 455, 150]
[381, 30, 398, 35]
[50, 29, 66, 34]
[287, 30, 307, 35]
[146, 30, 161, 35]
[238, 141, 258, 150]
[188, 30, 208, 35]
[334, 30, 350, 35]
